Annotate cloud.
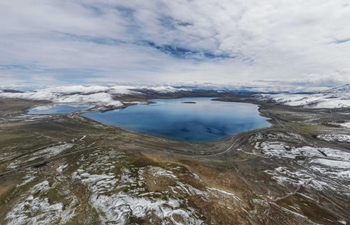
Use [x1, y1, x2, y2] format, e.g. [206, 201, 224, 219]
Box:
[333, 37, 350, 44]
[0, 0, 350, 86]
[255, 68, 350, 90]
[31, 75, 57, 82]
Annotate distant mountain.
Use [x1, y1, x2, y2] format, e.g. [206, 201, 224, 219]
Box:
[323, 84, 350, 93]
[2, 84, 349, 109]
[259, 84, 350, 108]
[0, 89, 23, 93]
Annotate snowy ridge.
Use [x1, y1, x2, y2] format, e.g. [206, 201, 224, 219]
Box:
[259, 84, 350, 108]
[0, 85, 194, 107]
[0, 85, 135, 107]
[325, 84, 350, 93]
[138, 86, 191, 93]
[4, 83, 350, 108]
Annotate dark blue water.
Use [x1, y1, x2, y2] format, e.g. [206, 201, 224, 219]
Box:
[83, 98, 270, 143]
[29, 105, 90, 114]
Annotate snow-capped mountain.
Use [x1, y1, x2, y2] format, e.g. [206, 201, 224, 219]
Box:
[260, 84, 350, 108]
[2, 83, 350, 109]
[324, 84, 350, 93]
[0, 85, 193, 107]
[0, 85, 130, 107]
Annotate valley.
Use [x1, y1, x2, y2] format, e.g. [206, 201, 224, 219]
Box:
[0, 90, 349, 224]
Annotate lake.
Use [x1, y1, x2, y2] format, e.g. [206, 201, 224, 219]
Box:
[83, 97, 270, 143]
[28, 105, 91, 114]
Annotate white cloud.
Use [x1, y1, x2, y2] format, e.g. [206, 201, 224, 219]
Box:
[0, 0, 350, 87]
[31, 75, 57, 82]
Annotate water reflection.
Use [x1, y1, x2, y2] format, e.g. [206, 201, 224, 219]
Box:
[83, 97, 270, 143]
[29, 105, 90, 114]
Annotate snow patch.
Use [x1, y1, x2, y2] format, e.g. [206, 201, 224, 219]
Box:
[261, 142, 350, 196]
[6, 181, 76, 225]
[257, 142, 350, 161]
[16, 173, 36, 187]
[311, 159, 350, 169]
[72, 152, 204, 225]
[207, 187, 241, 202]
[317, 134, 350, 143]
[74, 166, 204, 224]
[147, 166, 177, 179]
[56, 164, 68, 174]
[29, 143, 73, 161]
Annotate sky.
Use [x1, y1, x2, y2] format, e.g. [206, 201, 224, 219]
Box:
[1, 0, 350, 88]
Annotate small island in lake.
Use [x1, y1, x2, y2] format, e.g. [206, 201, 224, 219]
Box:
[182, 101, 196, 104]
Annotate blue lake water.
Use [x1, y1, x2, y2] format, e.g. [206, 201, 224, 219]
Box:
[82, 97, 270, 143]
[28, 105, 90, 114]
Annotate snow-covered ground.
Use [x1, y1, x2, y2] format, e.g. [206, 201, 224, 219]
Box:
[327, 121, 350, 129]
[259, 84, 350, 108]
[256, 141, 350, 161]
[71, 151, 205, 225]
[254, 139, 350, 196]
[4, 148, 251, 225]
[6, 143, 73, 170]
[246, 130, 350, 202]
[317, 134, 350, 143]
[6, 181, 77, 225]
